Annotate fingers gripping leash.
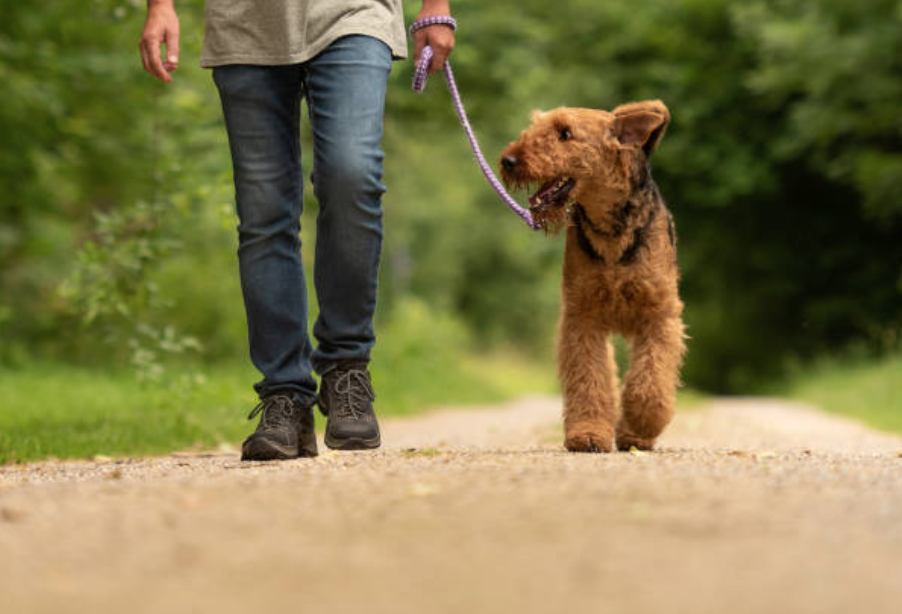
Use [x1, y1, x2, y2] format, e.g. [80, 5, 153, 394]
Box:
[410, 17, 540, 230]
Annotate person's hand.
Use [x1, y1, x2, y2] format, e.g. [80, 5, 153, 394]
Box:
[413, 11, 456, 74]
[139, 2, 180, 82]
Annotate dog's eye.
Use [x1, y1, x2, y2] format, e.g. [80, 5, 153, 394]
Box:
[559, 128, 572, 142]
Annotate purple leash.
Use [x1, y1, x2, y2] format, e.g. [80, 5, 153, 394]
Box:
[410, 17, 539, 230]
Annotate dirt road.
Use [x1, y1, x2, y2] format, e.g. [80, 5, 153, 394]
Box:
[2, 397, 901, 613]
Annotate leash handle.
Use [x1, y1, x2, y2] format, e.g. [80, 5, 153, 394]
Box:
[409, 18, 539, 230]
[410, 15, 456, 93]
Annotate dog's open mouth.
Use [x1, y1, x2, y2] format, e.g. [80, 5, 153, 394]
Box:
[528, 178, 576, 215]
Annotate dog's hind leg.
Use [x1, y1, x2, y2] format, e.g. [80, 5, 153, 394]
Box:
[617, 316, 686, 451]
[559, 312, 620, 453]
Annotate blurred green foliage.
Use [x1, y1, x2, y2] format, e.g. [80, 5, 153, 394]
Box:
[1, 0, 900, 392]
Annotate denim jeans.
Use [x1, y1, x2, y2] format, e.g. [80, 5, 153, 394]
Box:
[213, 35, 392, 404]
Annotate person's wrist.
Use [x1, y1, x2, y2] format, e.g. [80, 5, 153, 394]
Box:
[416, 12, 452, 21]
[410, 16, 456, 34]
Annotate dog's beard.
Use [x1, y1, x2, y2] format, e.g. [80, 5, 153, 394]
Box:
[528, 177, 575, 234]
[532, 204, 570, 234]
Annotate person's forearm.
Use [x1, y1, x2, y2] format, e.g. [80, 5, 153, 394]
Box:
[147, 0, 174, 9]
[420, 0, 450, 15]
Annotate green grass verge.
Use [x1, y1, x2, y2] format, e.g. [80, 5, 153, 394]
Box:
[781, 353, 902, 435]
[0, 354, 557, 464]
[675, 388, 710, 411]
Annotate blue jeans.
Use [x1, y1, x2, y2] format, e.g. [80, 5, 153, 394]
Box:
[213, 35, 392, 404]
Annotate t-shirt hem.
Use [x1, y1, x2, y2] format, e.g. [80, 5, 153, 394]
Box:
[200, 25, 408, 68]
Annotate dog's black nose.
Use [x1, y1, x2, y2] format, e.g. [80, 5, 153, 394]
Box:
[501, 155, 519, 171]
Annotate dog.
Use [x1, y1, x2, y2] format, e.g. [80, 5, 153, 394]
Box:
[500, 100, 686, 452]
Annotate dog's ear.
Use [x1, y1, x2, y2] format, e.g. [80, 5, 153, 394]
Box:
[612, 100, 670, 155]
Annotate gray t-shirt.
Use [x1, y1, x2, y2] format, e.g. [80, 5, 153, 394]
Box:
[200, 0, 408, 68]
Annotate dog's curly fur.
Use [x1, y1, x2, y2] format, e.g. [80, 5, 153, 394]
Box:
[501, 100, 686, 453]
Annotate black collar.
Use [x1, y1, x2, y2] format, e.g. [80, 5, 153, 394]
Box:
[618, 204, 658, 265]
[570, 201, 659, 265]
[571, 204, 606, 263]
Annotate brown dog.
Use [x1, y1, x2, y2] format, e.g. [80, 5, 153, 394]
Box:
[500, 100, 686, 452]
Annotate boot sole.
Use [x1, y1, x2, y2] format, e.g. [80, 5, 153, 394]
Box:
[324, 432, 381, 451]
[241, 436, 318, 461]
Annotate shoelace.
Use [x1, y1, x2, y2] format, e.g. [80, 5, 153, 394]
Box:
[331, 369, 375, 420]
[247, 395, 298, 428]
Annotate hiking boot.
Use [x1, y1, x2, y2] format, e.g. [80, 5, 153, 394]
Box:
[241, 393, 318, 461]
[318, 361, 381, 450]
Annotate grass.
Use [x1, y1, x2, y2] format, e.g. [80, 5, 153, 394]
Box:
[372, 350, 558, 416]
[675, 388, 710, 410]
[781, 352, 902, 435]
[0, 353, 557, 464]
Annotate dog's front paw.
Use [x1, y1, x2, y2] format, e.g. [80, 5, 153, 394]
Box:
[565, 430, 614, 453]
[615, 432, 657, 452]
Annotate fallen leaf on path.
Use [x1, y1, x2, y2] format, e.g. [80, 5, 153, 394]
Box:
[401, 447, 443, 458]
[93, 455, 113, 463]
[628, 446, 647, 457]
[754, 451, 777, 460]
[728, 450, 749, 457]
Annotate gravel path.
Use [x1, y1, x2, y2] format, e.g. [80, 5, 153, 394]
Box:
[2, 396, 901, 613]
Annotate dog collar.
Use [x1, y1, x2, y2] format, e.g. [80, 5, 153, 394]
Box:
[571, 205, 606, 262]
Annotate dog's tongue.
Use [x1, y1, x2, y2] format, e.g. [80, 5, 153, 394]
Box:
[529, 180, 558, 207]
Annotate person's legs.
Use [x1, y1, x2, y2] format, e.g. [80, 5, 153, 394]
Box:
[302, 35, 392, 376]
[213, 65, 318, 405]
